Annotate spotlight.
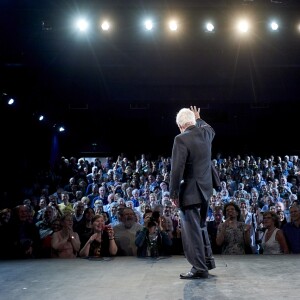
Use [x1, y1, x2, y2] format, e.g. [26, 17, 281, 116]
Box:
[270, 21, 279, 31]
[75, 18, 89, 32]
[53, 124, 66, 133]
[2, 93, 16, 106]
[144, 19, 153, 31]
[101, 20, 110, 31]
[237, 20, 250, 33]
[206, 22, 215, 32]
[168, 20, 178, 31]
[8, 98, 15, 105]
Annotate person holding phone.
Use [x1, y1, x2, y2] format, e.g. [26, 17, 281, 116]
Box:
[79, 214, 117, 258]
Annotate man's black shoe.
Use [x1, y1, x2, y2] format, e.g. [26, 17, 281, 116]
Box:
[206, 257, 216, 270]
[180, 271, 208, 279]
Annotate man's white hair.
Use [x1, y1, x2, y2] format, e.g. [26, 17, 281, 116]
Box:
[176, 108, 196, 127]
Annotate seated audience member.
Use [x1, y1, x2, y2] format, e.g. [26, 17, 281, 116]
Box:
[261, 211, 289, 254]
[68, 185, 80, 203]
[131, 188, 141, 208]
[149, 193, 158, 210]
[162, 200, 174, 239]
[240, 199, 257, 254]
[207, 206, 224, 255]
[216, 202, 251, 254]
[91, 186, 108, 207]
[58, 192, 74, 214]
[86, 184, 100, 208]
[51, 213, 81, 258]
[117, 197, 126, 209]
[113, 207, 143, 256]
[48, 195, 63, 218]
[0, 208, 12, 226]
[40, 218, 62, 258]
[156, 181, 169, 203]
[35, 207, 57, 257]
[161, 193, 171, 206]
[275, 202, 285, 213]
[72, 201, 85, 231]
[282, 204, 300, 253]
[9, 205, 41, 259]
[277, 210, 287, 229]
[81, 196, 89, 209]
[76, 207, 95, 246]
[63, 177, 76, 194]
[108, 203, 120, 226]
[34, 196, 48, 222]
[79, 214, 117, 258]
[135, 210, 172, 258]
[94, 200, 110, 224]
[51, 187, 64, 204]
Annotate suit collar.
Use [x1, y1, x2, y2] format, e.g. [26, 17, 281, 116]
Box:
[184, 125, 196, 132]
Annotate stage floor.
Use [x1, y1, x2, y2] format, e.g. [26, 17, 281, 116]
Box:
[0, 255, 299, 300]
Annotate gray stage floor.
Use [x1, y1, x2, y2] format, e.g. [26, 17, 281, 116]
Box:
[0, 255, 300, 300]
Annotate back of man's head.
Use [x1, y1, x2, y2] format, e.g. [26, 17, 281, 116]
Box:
[176, 108, 196, 128]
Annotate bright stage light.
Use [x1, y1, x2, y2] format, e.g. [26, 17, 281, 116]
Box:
[237, 20, 250, 33]
[168, 20, 178, 31]
[270, 21, 279, 31]
[75, 18, 89, 32]
[144, 19, 153, 31]
[206, 22, 215, 32]
[101, 20, 110, 31]
[8, 98, 14, 105]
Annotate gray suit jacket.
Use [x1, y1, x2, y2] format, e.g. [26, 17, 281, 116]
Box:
[169, 119, 215, 208]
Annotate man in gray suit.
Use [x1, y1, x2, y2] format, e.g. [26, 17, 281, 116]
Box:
[170, 106, 215, 279]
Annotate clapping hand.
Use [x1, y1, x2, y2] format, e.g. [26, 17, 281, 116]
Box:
[160, 216, 168, 231]
[171, 198, 179, 208]
[105, 225, 115, 240]
[88, 233, 99, 244]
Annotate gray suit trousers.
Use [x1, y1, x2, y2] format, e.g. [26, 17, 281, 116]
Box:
[179, 206, 208, 273]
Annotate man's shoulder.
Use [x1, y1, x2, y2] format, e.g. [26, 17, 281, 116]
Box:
[282, 222, 294, 231]
[113, 222, 143, 232]
[112, 223, 123, 229]
[132, 223, 143, 230]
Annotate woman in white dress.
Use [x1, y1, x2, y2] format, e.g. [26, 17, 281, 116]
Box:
[261, 211, 289, 254]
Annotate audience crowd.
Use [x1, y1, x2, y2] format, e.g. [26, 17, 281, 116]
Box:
[0, 153, 299, 259]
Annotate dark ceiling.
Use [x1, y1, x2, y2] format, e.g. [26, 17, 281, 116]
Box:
[1, 0, 300, 163]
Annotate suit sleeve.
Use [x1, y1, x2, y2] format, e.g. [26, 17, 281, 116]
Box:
[169, 135, 188, 200]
